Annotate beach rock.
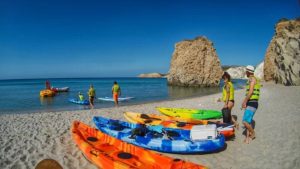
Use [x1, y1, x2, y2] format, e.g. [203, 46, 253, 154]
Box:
[167, 36, 223, 87]
[264, 40, 276, 81]
[254, 62, 264, 80]
[226, 66, 247, 79]
[138, 73, 165, 78]
[264, 19, 300, 85]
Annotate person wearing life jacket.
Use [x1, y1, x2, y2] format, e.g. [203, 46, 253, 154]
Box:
[112, 81, 121, 106]
[78, 92, 84, 101]
[221, 72, 239, 129]
[242, 65, 261, 144]
[88, 85, 96, 108]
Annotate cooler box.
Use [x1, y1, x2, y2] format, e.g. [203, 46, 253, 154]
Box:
[190, 124, 217, 140]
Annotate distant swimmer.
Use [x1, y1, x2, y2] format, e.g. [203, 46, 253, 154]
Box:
[112, 81, 121, 106]
[242, 65, 260, 144]
[88, 85, 96, 109]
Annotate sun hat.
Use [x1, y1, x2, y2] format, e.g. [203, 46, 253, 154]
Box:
[246, 65, 255, 73]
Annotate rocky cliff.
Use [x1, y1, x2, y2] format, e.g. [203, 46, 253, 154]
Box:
[226, 66, 247, 79]
[264, 19, 300, 85]
[254, 62, 264, 80]
[167, 37, 223, 87]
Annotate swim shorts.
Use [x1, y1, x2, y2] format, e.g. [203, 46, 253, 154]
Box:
[113, 93, 119, 101]
[242, 106, 257, 124]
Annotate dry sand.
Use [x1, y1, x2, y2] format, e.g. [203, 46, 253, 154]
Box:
[0, 83, 300, 169]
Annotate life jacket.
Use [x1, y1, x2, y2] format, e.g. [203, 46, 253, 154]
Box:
[79, 94, 84, 101]
[246, 76, 261, 100]
[88, 88, 95, 97]
[113, 84, 120, 93]
[222, 81, 234, 102]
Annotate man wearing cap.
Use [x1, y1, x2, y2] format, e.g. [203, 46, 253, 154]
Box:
[242, 65, 261, 144]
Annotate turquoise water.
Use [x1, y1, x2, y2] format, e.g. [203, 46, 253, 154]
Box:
[0, 78, 246, 114]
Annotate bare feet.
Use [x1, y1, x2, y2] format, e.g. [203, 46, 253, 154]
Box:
[243, 137, 250, 144]
[250, 131, 256, 140]
[234, 122, 240, 130]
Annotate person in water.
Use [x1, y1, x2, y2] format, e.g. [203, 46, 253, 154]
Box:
[78, 92, 84, 101]
[112, 81, 121, 106]
[45, 80, 51, 90]
[221, 72, 239, 129]
[88, 85, 96, 108]
[242, 65, 261, 144]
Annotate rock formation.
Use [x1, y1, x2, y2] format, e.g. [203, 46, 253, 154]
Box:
[264, 19, 300, 85]
[226, 66, 247, 79]
[167, 37, 223, 87]
[254, 62, 264, 80]
[138, 73, 165, 78]
[264, 41, 276, 81]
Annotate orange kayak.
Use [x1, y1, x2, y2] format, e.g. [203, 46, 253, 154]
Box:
[71, 121, 207, 169]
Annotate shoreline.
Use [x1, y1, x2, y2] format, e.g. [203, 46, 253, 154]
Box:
[1, 82, 299, 169]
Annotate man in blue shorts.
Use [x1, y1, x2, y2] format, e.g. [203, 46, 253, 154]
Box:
[242, 65, 261, 144]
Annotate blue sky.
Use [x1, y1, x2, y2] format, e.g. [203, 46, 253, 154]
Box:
[0, 0, 299, 79]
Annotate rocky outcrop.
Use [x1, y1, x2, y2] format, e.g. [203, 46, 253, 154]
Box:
[254, 62, 264, 80]
[264, 41, 276, 81]
[263, 19, 300, 85]
[226, 66, 246, 79]
[138, 73, 165, 78]
[167, 37, 223, 87]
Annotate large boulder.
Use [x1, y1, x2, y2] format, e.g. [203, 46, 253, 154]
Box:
[264, 19, 300, 85]
[254, 62, 264, 80]
[167, 37, 223, 87]
[226, 66, 246, 79]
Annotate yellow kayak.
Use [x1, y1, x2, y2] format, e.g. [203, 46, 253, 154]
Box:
[124, 112, 208, 125]
[124, 112, 234, 138]
[40, 89, 55, 97]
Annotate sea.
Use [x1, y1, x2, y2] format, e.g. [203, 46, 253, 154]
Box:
[0, 78, 246, 114]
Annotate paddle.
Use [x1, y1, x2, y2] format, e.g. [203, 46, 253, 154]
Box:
[140, 114, 162, 123]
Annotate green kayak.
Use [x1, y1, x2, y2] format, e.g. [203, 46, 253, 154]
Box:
[157, 107, 222, 120]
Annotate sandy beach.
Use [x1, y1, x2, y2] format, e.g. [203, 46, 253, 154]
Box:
[1, 82, 300, 169]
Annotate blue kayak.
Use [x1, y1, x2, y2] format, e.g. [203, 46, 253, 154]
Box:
[93, 116, 225, 154]
[68, 98, 89, 105]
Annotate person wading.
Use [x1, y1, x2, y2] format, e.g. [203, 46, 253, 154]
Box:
[88, 85, 96, 109]
[112, 81, 121, 106]
[242, 65, 261, 144]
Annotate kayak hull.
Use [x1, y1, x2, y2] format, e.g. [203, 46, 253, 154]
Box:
[93, 116, 225, 154]
[98, 97, 134, 102]
[124, 112, 234, 138]
[40, 89, 55, 97]
[71, 121, 207, 169]
[51, 87, 69, 92]
[157, 107, 222, 120]
[68, 98, 89, 105]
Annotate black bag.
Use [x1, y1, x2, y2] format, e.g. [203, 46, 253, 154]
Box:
[222, 108, 232, 123]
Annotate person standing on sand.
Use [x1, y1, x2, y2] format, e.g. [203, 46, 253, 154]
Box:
[221, 72, 239, 129]
[112, 81, 121, 106]
[242, 65, 261, 144]
[88, 85, 96, 108]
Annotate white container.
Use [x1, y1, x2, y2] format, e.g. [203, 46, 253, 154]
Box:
[190, 124, 217, 140]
